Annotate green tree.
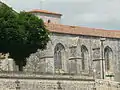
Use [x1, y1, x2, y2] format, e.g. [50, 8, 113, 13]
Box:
[0, 3, 50, 71]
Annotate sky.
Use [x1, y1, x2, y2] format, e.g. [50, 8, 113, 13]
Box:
[1, 0, 120, 30]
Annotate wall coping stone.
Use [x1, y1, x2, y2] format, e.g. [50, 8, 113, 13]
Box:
[0, 71, 94, 81]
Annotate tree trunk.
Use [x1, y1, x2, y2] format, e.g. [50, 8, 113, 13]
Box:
[18, 64, 23, 71]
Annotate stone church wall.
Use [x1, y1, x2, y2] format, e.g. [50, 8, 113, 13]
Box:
[23, 32, 120, 90]
[25, 33, 120, 81]
[50, 33, 120, 80]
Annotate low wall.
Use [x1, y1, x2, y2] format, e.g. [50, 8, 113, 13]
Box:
[0, 72, 119, 90]
[0, 72, 94, 90]
[95, 79, 120, 90]
[0, 79, 95, 90]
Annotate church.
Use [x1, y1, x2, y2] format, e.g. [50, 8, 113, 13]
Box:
[24, 9, 120, 89]
[0, 1, 120, 89]
[25, 9, 120, 80]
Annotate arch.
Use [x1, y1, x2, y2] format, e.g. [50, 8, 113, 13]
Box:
[54, 43, 65, 71]
[104, 46, 113, 71]
[81, 45, 89, 70]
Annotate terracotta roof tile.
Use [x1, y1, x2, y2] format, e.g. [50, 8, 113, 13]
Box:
[45, 23, 120, 38]
[28, 9, 62, 16]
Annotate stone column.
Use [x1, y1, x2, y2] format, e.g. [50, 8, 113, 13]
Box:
[8, 58, 16, 71]
[44, 56, 54, 74]
[68, 57, 77, 74]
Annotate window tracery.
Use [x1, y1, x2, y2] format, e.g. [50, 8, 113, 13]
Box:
[81, 45, 88, 71]
[54, 43, 65, 71]
[104, 46, 113, 71]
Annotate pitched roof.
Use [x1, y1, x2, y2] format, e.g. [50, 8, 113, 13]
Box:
[46, 23, 120, 38]
[28, 9, 62, 16]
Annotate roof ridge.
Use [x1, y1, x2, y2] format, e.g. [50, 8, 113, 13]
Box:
[28, 9, 62, 16]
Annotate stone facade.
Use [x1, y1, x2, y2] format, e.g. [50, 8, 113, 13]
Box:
[22, 32, 120, 90]
[35, 12, 61, 24]
[24, 33, 120, 82]
[23, 10, 120, 89]
[29, 11, 62, 24]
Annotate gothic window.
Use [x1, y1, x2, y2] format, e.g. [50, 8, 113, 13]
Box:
[81, 45, 88, 70]
[54, 43, 65, 70]
[104, 46, 113, 71]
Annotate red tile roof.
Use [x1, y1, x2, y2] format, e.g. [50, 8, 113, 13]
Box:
[45, 23, 120, 38]
[28, 9, 62, 16]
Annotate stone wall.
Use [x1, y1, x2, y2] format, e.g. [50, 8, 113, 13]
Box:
[33, 12, 61, 24]
[0, 72, 119, 90]
[0, 72, 94, 90]
[95, 79, 120, 90]
[25, 33, 120, 81]
[43, 33, 120, 81]
[0, 79, 94, 90]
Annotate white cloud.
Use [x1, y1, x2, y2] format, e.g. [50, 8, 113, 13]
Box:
[3, 0, 120, 30]
[40, 0, 93, 2]
[75, 13, 109, 23]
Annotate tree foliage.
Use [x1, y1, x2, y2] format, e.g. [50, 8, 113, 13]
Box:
[0, 3, 50, 71]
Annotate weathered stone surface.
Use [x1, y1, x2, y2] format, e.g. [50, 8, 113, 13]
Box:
[0, 53, 16, 72]
[25, 33, 120, 82]
[0, 74, 118, 90]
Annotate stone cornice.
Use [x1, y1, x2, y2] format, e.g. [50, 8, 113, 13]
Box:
[0, 72, 94, 81]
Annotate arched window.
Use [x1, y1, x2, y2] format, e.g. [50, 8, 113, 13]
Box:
[104, 46, 113, 71]
[54, 43, 65, 71]
[81, 45, 88, 70]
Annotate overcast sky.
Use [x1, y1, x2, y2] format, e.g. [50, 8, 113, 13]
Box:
[2, 0, 120, 30]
